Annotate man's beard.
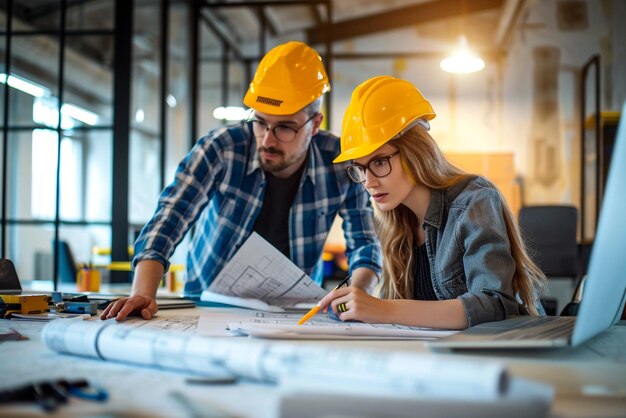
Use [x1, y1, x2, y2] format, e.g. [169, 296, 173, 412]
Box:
[258, 146, 288, 173]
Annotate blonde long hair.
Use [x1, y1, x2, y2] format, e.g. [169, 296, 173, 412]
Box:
[377, 125, 546, 315]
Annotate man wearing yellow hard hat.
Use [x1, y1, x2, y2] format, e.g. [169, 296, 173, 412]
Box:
[102, 42, 382, 321]
[319, 76, 545, 329]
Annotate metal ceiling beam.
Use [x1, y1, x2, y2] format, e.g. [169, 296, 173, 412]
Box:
[259, 7, 278, 37]
[199, 10, 244, 61]
[201, 0, 326, 8]
[12, 0, 101, 20]
[310, 2, 325, 27]
[495, 0, 526, 50]
[206, 7, 246, 45]
[307, 0, 504, 45]
[333, 50, 501, 60]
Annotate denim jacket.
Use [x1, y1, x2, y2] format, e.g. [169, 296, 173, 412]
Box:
[422, 176, 543, 326]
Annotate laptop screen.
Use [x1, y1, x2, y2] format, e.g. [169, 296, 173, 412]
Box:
[572, 102, 626, 344]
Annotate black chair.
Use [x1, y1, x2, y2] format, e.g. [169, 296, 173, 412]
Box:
[0, 258, 22, 294]
[518, 205, 580, 315]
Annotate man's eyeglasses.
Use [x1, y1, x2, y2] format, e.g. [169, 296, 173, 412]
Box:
[345, 151, 400, 183]
[250, 113, 318, 143]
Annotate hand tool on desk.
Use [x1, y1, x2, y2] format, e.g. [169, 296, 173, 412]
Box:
[0, 379, 108, 412]
[0, 294, 49, 318]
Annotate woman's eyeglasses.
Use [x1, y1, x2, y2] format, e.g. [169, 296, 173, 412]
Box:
[345, 151, 400, 183]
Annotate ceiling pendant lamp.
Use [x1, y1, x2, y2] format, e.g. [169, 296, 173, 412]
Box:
[440, 35, 485, 74]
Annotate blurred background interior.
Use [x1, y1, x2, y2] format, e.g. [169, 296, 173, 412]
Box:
[0, 0, 624, 313]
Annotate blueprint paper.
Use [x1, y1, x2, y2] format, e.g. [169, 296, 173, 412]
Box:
[227, 319, 458, 340]
[206, 232, 327, 306]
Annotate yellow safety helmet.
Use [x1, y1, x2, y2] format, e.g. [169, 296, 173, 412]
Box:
[333, 76, 435, 163]
[243, 41, 331, 115]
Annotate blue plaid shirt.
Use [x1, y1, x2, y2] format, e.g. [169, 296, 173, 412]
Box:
[133, 122, 382, 294]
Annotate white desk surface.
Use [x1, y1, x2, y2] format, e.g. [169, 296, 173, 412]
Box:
[1, 307, 625, 418]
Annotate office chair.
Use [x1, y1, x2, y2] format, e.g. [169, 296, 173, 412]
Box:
[0, 258, 22, 294]
[53, 240, 78, 283]
[518, 205, 580, 315]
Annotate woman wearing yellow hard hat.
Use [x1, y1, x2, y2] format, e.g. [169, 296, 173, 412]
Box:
[320, 76, 546, 329]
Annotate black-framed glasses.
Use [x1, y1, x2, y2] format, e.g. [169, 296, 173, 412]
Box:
[249, 113, 318, 143]
[345, 151, 400, 183]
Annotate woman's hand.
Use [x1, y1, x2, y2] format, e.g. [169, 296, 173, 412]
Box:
[319, 286, 389, 323]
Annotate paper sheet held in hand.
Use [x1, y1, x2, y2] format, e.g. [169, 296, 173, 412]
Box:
[201, 232, 326, 311]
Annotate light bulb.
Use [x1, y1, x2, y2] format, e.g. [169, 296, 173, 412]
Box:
[440, 35, 485, 74]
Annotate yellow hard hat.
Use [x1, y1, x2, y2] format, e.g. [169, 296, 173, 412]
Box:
[333, 76, 435, 163]
[243, 41, 331, 115]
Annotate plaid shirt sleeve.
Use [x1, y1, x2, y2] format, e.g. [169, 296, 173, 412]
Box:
[132, 127, 230, 272]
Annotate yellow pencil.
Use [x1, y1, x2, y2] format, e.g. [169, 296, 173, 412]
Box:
[296, 304, 321, 325]
[297, 276, 351, 325]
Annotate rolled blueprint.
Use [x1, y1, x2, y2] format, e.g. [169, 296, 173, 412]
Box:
[42, 319, 507, 400]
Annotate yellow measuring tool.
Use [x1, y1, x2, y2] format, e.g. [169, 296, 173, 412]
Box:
[0, 294, 49, 317]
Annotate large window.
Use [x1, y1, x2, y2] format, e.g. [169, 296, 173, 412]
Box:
[0, 0, 120, 284]
[31, 129, 83, 221]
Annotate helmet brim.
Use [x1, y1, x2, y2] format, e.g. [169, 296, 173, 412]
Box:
[333, 141, 387, 163]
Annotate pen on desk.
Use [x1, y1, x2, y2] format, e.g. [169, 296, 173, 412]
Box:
[296, 275, 351, 325]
